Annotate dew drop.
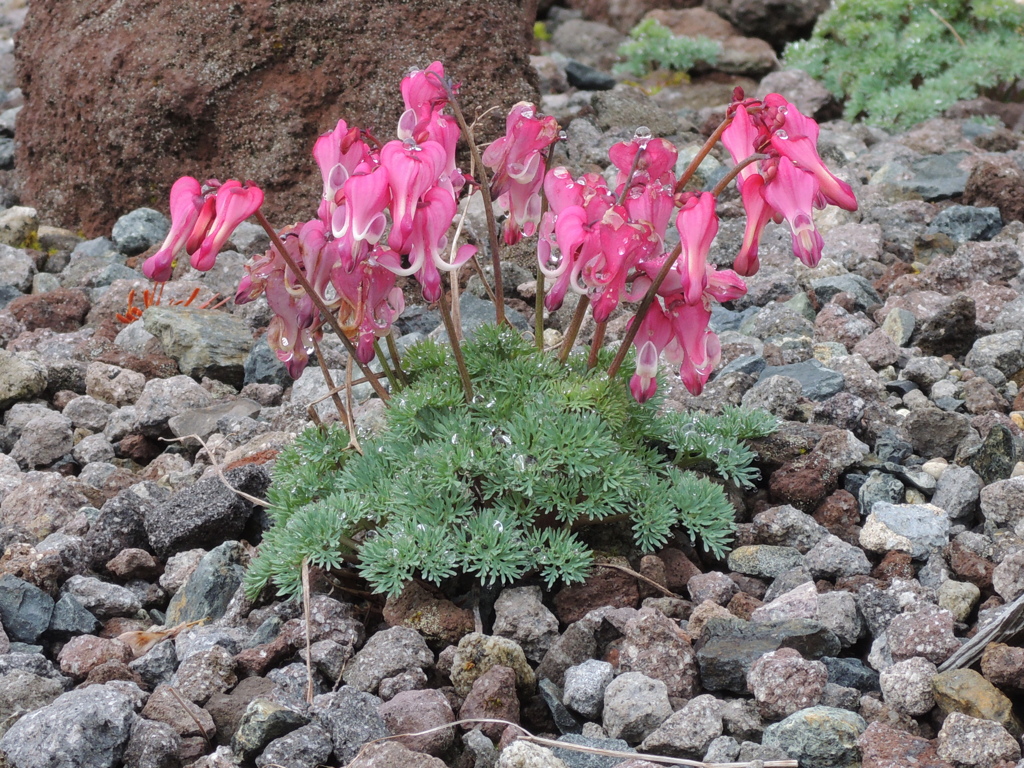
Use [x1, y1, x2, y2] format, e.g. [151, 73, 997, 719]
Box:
[558, 130, 568, 141]
[633, 126, 652, 140]
[513, 454, 527, 472]
[493, 520, 505, 532]
[778, 105, 788, 115]
[775, 130, 789, 140]
[450, 433, 459, 445]
[417, 523, 427, 531]
[521, 108, 535, 119]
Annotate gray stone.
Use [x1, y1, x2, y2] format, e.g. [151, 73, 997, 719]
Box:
[495, 740, 568, 768]
[312, 687, 389, 765]
[111, 208, 170, 256]
[0, 349, 46, 412]
[751, 505, 828, 552]
[759, 360, 845, 400]
[144, 464, 269, 557]
[165, 541, 246, 625]
[993, 550, 1024, 602]
[728, 546, 806, 579]
[563, 659, 614, 719]
[133, 375, 213, 436]
[931, 464, 983, 520]
[0, 686, 137, 768]
[48, 594, 101, 636]
[244, 335, 294, 389]
[966, 330, 1024, 379]
[640, 693, 723, 759]
[342, 626, 433, 695]
[937, 712, 1021, 767]
[167, 398, 261, 444]
[815, 590, 863, 649]
[804, 535, 872, 580]
[889, 152, 969, 200]
[492, 586, 559, 664]
[0, 575, 54, 643]
[762, 706, 866, 768]
[981, 475, 1024, 527]
[0, 669, 65, 738]
[9, 410, 73, 469]
[62, 575, 141, 620]
[232, 698, 308, 762]
[810, 274, 881, 312]
[0, 244, 35, 293]
[85, 484, 167, 569]
[429, 292, 529, 344]
[143, 306, 254, 386]
[879, 656, 937, 717]
[256, 723, 334, 768]
[881, 308, 916, 347]
[122, 718, 181, 768]
[551, 733, 632, 768]
[926, 204, 1002, 242]
[86, 362, 146, 409]
[73, 433, 116, 465]
[602, 672, 672, 744]
[903, 408, 973, 459]
[128, 639, 177, 690]
[860, 502, 950, 558]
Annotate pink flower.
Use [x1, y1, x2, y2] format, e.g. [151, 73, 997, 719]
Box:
[313, 119, 371, 224]
[732, 173, 773, 277]
[333, 164, 391, 246]
[667, 298, 721, 396]
[399, 61, 449, 128]
[331, 246, 406, 364]
[483, 102, 560, 245]
[143, 177, 263, 280]
[609, 136, 678, 189]
[675, 192, 718, 306]
[628, 301, 673, 403]
[143, 176, 206, 282]
[190, 180, 264, 271]
[763, 157, 825, 268]
[381, 139, 448, 250]
[769, 99, 858, 212]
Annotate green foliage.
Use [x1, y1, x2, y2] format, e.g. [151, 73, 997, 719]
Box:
[534, 20, 552, 41]
[245, 326, 776, 600]
[784, 0, 1024, 130]
[615, 18, 721, 78]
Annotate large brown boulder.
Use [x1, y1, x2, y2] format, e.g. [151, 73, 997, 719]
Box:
[14, 0, 539, 237]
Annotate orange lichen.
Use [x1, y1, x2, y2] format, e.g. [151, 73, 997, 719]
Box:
[116, 283, 225, 324]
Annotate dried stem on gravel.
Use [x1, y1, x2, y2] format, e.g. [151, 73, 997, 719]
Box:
[353, 718, 798, 767]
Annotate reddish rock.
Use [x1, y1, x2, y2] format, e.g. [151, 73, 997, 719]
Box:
[637, 555, 669, 600]
[100, 617, 150, 638]
[887, 605, 961, 665]
[15, 0, 538, 236]
[57, 635, 133, 680]
[947, 539, 995, 590]
[0, 472, 89, 541]
[617, 609, 699, 699]
[81, 659, 145, 688]
[981, 643, 1024, 692]
[116, 435, 164, 464]
[383, 581, 475, 649]
[380, 688, 455, 756]
[0, 542, 67, 594]
[7, 289, 90, 333]
[205, 676, 275, 748]
[769, 451, 840, 512]
[727, 591, 763, 621]
[857, 721, 952, 768]
[566, 0, 699, 33]
[813, 490, 861, 545]
[873, 551, 915, 582]
[142, 684, 217, 739]
[554, 557, 640, 624]
[235, 635, 294, 677]
[105, 548, 162, 580]
[747, 647, 827, 720]
[458, 665, 520, 741]
[963, 160, 1024, 224]
[657, 548, 702, 593]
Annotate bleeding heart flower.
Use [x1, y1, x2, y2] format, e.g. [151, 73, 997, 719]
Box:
[763, 157, 825, 268]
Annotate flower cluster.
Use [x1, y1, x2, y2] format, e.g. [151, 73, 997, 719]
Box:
[143, 66, 855, 404]
[485, 91, 857, 402]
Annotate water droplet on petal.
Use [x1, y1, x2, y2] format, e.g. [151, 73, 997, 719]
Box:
[775, 130, 789, 140]
[558, 130, 567, 141]
[633, 126, 652, 140]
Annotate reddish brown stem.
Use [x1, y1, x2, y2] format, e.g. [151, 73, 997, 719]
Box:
[674, 115, 733, 195]
[587, 321, 606, 370]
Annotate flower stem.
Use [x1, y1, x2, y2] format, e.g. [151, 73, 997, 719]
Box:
[373, 339, 399, 392]
[535, 272, 546, 351]
[309, 333, 351, 429]
[607, 240, 682, 379]
[254, 210, 390, 402]
[558, 295, 590, 364]
[711, 153, 765, 197]
[385, 331, 409, 386]
[442, 87, 505, 325]
[437, 289, 474, 402]
[587, 321, 606, 370]
[674, 115, 733, 195]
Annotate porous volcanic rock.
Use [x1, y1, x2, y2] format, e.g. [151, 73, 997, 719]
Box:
[14, 0, 539, 236]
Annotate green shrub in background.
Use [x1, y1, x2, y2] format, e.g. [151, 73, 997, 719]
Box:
[244, 326, 776, 600]
[615, 18, 722, 78]
[784, 0, 1024, 130]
